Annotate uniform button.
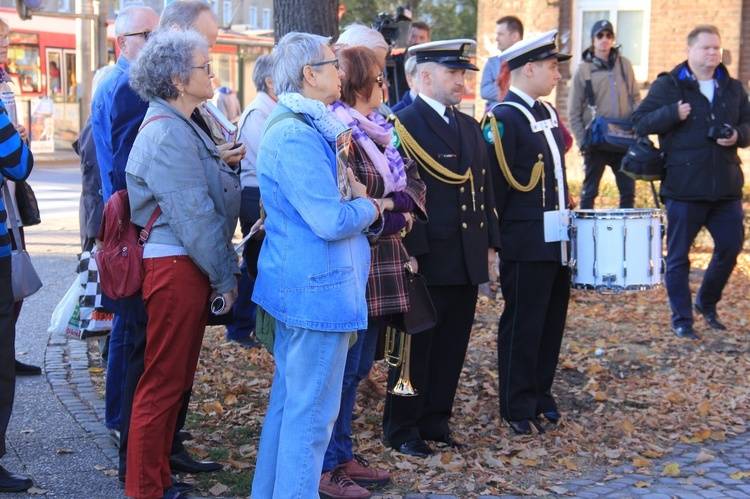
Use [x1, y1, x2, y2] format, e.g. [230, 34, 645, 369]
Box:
[480, 222, 484, 228]
[481, 204, 485, 210]
[461, 205, 467, 211]
[462, 223, 467, 229]
[555, 205, 559, 209]
[554, 186, 558, 191]
[482, 168, 486, 175]
[460, 187, 465, 193]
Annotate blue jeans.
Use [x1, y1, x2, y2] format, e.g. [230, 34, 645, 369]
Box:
[322, 321, 379, 472]
[664, 198, 745, 327]
[105, 314, 136, 430]
[252, 321, 351, 498]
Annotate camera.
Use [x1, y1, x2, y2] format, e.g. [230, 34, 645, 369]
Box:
[707, 123, 734, 140]
[373, 6, 412, 46]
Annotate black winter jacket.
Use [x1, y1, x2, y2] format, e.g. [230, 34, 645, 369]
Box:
[632, 62, 750, 201]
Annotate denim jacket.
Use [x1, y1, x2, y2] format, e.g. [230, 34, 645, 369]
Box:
[126, 98, 241, 294]
[252, 104, 376, 332]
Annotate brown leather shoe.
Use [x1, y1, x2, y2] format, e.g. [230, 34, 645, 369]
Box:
[342, 454, 390, 487]
[319, 466, 371, 499]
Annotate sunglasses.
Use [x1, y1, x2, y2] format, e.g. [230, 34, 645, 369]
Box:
[309, 58, 340, 70]
[374, 73, 385, 88]
[124, 30, 153, 40]
[192, 62, 212, 75]
[596, 31, 614, 40]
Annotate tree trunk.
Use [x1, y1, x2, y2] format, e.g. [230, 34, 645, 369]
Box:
[274, 0, 339, 40]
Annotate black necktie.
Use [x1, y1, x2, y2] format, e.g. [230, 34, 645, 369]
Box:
[533, 101, 545, 118]
[444, 107, 458, 133]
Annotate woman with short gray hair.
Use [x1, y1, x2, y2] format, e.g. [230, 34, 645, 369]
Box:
[251, 31, 381, 498]
[124, 29, 241, 499]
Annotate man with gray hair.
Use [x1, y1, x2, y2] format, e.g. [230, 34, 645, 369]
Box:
[391, 55, 419, 112]
[88, 2, 158, 453]
[225, 54, 276, 349]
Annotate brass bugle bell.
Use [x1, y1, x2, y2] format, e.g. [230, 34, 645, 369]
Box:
[384, 326, 418, 397]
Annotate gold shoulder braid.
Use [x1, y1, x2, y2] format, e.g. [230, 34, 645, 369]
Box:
[391, 115, 476, 211]
[486, 113, 545, 195]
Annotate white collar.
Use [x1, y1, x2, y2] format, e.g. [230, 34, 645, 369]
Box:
[509, 86, 537, 108]
[419, 93, 447, 118]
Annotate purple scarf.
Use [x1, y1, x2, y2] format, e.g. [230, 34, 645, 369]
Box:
[329, 101, 407, 195]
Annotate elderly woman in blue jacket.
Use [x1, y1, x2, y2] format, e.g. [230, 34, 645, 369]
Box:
[124, 30, 240, 499]
[251, 31, 382, 498]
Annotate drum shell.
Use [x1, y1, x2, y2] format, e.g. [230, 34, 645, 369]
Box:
[569, 209, 664, 293]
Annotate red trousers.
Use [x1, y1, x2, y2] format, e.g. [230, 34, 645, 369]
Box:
[125, 256, 211, 499]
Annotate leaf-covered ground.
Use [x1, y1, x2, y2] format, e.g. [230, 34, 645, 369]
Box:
[90, 184, 750, 497]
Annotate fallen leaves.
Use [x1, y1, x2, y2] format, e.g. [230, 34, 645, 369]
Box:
[85, 224, 750, 497]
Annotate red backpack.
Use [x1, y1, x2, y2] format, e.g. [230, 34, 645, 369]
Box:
[95, 190, 161, 299]
[95, 115, 169, 299]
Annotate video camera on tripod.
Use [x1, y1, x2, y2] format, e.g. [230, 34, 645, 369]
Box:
[374, 6, 412, 108]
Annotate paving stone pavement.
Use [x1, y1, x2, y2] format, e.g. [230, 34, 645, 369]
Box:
[3, 191, 750, 498]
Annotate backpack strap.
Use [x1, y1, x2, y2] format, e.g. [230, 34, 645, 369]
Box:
[138, 114, 172, 132]
[134, 115, 170, 244]
[262, 112, 307, 138]
[138, 204, 162, 245]
[657, 71, 684, 101]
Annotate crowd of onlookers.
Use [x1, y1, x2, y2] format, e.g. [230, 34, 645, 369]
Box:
[0, 2, 746, 498]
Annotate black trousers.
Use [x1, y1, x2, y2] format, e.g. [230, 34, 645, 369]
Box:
[383, 284, 477, 448]
[580, 150, 635, 209]
[497, 261, 569, 421]
[0, 273, 15, 458]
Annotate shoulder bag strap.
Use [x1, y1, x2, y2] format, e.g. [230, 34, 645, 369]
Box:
[133, 114, 170, 244]
[2, 182, 22, 249]
[262, 112, 307, 139]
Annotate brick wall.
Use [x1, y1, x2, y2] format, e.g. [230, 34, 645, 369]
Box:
[476, 0, 750, 178]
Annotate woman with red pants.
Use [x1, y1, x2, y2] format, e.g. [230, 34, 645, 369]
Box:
[124, 29, 240, 499]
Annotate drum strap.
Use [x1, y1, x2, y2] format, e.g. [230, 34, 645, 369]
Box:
[497, 101, 569, 265]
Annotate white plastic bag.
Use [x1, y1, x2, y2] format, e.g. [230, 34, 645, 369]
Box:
[48, 278, 80, 336]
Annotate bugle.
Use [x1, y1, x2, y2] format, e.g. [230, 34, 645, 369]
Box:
[384, 326, 417, 397]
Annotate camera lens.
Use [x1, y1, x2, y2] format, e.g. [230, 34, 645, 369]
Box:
[211, 296, 225, 314]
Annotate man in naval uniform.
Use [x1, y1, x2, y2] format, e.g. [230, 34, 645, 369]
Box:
[384, 39, 501, 457]
[485, 30, 572, 435]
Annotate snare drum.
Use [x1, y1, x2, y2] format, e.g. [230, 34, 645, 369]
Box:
[569, 209, 664, 293]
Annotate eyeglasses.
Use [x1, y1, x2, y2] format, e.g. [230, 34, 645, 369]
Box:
[596, 31, 614, 40]
[309, 59, 340, 70]
[192, 62, 212, 75]
[124, 30, 153, 40]
[374, 73, 385, 88]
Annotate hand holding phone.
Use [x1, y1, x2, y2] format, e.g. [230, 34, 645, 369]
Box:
[231, 142, 244, 150]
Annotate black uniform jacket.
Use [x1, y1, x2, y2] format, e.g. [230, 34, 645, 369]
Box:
[396, 96, 501, 286]
[488, 90, 570, 263]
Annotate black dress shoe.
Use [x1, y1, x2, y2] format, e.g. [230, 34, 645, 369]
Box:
[432, 433, 467, 449]
[693, 303, 726, 330]
[15, 359, 41, 376]
[177, 430, 193, 442]
[396, 439, 433, 457]
[671, 325, 700, 340]
[0, 465, 33, 492]
[507, 419, 545, 435]
[168, 480, 196, 494]
[169, 450, 222, 473]
[539, 411, 561, 425]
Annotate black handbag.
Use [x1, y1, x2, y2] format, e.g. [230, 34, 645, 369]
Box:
[620, 137, 665, 181]
[15, 180, 41, 226]
[386, 261, 437, 335]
